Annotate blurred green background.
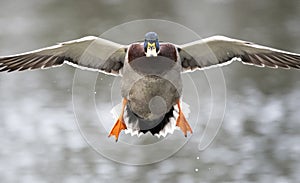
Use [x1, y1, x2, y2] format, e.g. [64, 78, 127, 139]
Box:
[0, 0, 300, 182]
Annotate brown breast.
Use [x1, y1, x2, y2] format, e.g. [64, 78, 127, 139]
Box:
[158, 43, 177, 62]
[128, 43, 178, 76]
[127, 43, 178, 62]
[128, 43, 145, 62]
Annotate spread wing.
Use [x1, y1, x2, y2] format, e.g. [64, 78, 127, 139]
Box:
[178, 35, 300, 72]
[0, 36, 127, 75]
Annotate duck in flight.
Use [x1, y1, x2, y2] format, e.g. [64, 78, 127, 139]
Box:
[1, 32, 300, 141]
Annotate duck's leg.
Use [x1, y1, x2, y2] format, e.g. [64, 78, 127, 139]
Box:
[108, 98, 128, 141]
[176, 99, 193, 137]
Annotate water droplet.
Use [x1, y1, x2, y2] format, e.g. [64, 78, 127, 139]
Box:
[196, 156, 200, 160]
[195, 168, 199, 172]
[94, 91, 97, 94]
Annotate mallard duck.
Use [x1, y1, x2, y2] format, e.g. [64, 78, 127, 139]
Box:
[1, 32, 300, 141]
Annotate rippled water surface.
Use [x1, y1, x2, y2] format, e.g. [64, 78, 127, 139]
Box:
[0, 1, 300, 182]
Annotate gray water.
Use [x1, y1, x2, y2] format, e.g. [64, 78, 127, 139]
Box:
[1, 0, 300, 182]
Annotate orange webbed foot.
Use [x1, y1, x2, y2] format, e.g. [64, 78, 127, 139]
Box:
[108, 98, 127, 142]
[175, 100, 193, 137]
[108, 117, 127, 142]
